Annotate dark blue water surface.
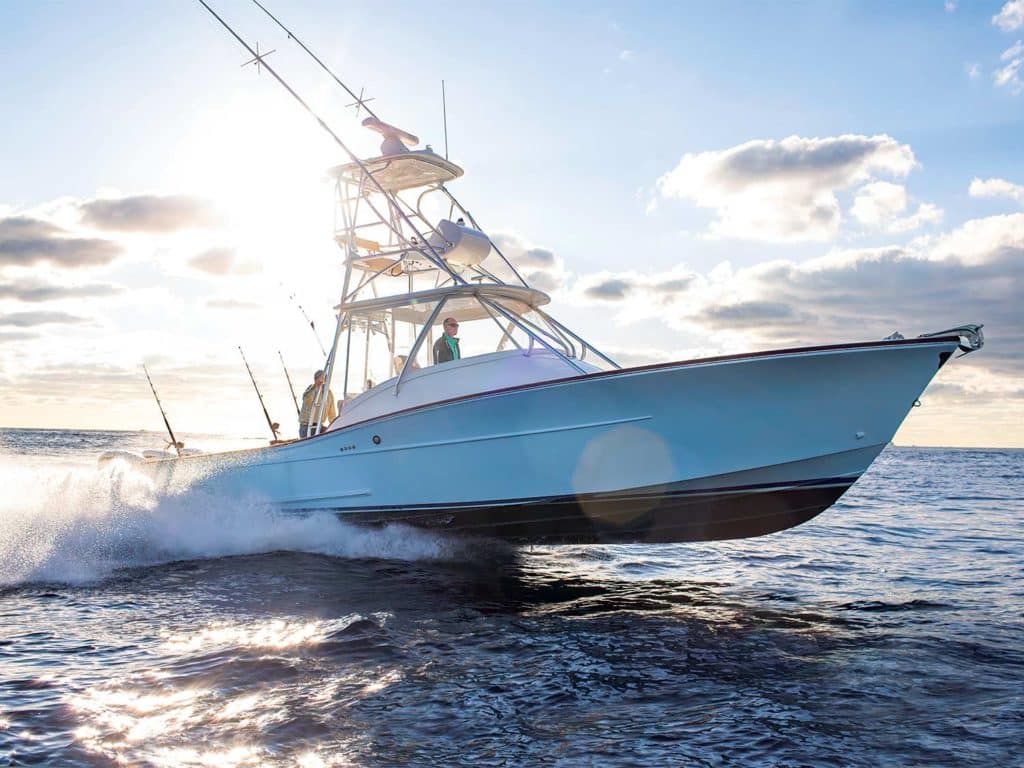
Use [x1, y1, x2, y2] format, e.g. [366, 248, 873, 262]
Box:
[0, 429, 1021, 766]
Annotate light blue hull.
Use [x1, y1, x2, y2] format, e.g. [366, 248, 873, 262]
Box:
[149, 338, 958, 542]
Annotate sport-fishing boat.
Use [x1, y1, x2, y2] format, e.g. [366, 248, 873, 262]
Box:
[137, 2, 984, 543]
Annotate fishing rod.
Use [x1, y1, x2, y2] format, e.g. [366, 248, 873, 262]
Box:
[286, 288, 327, 356]
[250, 0, 381, 121]
[279, 350, 300, 418]
[239, 347, 280, 441]
[142, 364, 183, 457]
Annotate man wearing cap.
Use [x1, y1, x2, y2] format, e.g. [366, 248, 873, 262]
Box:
[432, 317, 461, 364]
[298, 369, 337, 438]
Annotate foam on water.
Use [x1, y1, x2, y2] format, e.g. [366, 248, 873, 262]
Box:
[0, 455, 457, 586]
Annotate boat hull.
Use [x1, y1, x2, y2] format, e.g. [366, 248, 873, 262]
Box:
[149, 338, 958, 543]
[337, 473, 856, 544]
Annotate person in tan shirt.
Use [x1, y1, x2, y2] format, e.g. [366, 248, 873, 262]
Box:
[298, 369, 337, 437]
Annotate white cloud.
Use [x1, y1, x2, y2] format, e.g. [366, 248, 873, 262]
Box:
[969, 176, 1024, 204]
[655, 134, 917, 242]
[891, 202, 943, 232]
[0, 215, 121, 269]
[187, 247, 261, 276]
[489, 233, 568, 293]
[848, 182, 941, 232]
[0, 311, 89, 328]
[945, 0, 957, 11]
[925, 211, 1024, 264]
[79, 194, 218, 233]
[993, 0, 1024, 30]
[1002, 40, 1024, 58]
[850, 181, 908, 226]
[966, 62, 981, 79]
[570, 213, 1023, 380]
[575, 268, 697, 306]
[0, 278, 122, 303]
[618, 49, 634, 62]
[995, 40, 1024, 92]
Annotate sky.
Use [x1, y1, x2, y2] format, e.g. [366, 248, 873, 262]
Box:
[0, 0, 1022, 446]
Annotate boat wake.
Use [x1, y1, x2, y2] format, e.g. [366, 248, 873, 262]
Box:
[0, 456, 461, 587]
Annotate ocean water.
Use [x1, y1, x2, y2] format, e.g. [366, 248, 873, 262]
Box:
[0, 429, 1020, 767]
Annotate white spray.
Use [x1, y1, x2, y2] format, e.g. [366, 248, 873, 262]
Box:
[0, 455, 458, 587]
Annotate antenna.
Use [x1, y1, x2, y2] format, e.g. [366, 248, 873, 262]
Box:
[442, 79, 449, 160]
[142, 364, 183, 457]
[239, 347, 280, 441]
[279, 350, 300, 418]
[249, 0, 382, 122]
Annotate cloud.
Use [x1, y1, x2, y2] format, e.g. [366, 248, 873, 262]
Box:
[575, 269, 696, 304]
[187, 247, 261, 276]
[583, 276, 634, 301]
[0, 216, 121, 268]
[0, 330, 36, 343]
[969, 176, 1024, 204]
[655, 134, 917, 241]
[701, 300, 811, 328]
[993, 1, 1024, 30]
[850, 182, 942, 233]
[572, 213, 1023, 373]
[79, 194, 218, 232]
[520, 247, 556, 268]
[850, 182, 904, 225]
[0, 278, 122, 303]
[966, 62, 981, 79]
[490, 233, 568, 293]
[925, 211, 1024, 264]
[945, 0, 956, 11]
[0, 311, 88, 327]
[619, 49, 634, 62]
[995, 40, 1024, 92]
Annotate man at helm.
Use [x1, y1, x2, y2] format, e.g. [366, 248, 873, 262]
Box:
[298, 369, 337, 438]
[433, 318, 461, 364]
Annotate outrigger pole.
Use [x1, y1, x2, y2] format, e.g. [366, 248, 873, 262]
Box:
[279, 350, 301, 418]
[142, 364, 183, 457]
[239, 347, 280, 441]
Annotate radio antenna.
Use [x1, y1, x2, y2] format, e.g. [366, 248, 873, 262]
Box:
[142, 364, 183, 457]
[249, 0, 381, 121]
[441, 79, 449, 160]
[239, 347, 280, 441]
